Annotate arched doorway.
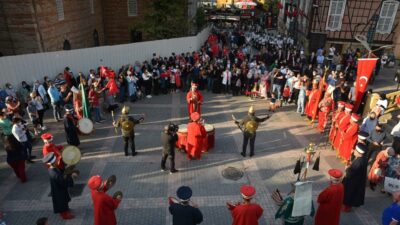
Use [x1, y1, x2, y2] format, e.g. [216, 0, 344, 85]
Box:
[93, 29, 99, 46]
[63, 39, 71, 50]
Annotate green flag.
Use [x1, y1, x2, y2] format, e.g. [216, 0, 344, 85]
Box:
[80, 83, 90, 118]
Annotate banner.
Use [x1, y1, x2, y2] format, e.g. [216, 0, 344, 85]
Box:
[354, 58, 378, 111]
[292, 181, 313, 217]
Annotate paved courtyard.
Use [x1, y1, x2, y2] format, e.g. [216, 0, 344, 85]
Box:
[0, 89, 393, 225]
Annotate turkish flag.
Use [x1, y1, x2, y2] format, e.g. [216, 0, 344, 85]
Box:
[354, 58, 378, 111]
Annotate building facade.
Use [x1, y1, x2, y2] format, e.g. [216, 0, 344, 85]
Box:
[0, 0, 105, 55]
[1, 0, 198, 56]
[278, 0, 400, 57]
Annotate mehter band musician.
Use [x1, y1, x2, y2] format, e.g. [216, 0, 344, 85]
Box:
[113, 106, 144, 156]
[88, 175, 122, 225]
[186, 112, 206, 160]
[161, 123, 179, 173]
[63, 104, 80, 147]
[235, 106, 269, 157]
[315, 169, 344, 225]
[43, 152, 78, 220]
[227, 185, 263, 225]
[169, 186, 203, 225]
[186, 83, 203, 117]
[41, 133, 64, 169]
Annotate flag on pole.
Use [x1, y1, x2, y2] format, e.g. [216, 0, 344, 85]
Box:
[80, 83, 90, 118]
[354, 58, 378, 111]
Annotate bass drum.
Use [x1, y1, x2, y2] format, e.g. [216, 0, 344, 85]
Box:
[78, 118, 94, 135]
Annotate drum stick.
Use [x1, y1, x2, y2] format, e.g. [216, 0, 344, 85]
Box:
[111, 110, 118, 134]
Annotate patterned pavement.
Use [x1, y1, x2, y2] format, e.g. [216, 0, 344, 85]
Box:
[0, 91, 391, 225]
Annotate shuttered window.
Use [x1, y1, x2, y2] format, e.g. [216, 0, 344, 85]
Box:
[55, 0, 64, 21]
[326, 0, 346, 31]
[376, 0, 399, 34]
[128, 0, 138, 17]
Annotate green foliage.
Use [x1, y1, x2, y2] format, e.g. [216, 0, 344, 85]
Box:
[134, 0, 189, 40]
[264, 0, 279, 14]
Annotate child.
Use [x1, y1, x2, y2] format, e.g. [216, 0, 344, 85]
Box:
[283, 85, 291, 105]
[269, 93, 277, 112]
[26, 98, 40, 135]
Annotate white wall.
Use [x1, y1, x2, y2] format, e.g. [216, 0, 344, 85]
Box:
[0, 27, 210, 86]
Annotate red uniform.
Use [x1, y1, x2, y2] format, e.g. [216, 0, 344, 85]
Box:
[339, 123, 359, 161]
[317, 96, 333, 132]
[305, 89, 319, 118]
[368, 151, 389, 183]
[229, 203, 263, 225]
[329, 110, 344, 143]
[315, 183, 344, 225]
[186, 91, 203, 116]
[333, 114, 350, 151]
[42, 143, 64, 168]
[73, 95, 83, 119]
[91, 190, 121, 225]
[186, 122, 206, 160]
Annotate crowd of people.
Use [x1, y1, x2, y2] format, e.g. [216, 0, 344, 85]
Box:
[0, 21, 399, 225]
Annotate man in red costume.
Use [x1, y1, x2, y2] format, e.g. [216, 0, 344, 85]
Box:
[227, 185, 263, 225]
[333, 104, 353, 151]
[186, 112, 206, 160]
[88, 175, 122, 225]
[339, 114, 360, 162]
[305, 80, 319, 119]
[186, 83, 203, 117]
[41, 133, 64, 169]
[315, 169, 344, 225]
[317, 91, 333, 132]
[329, 101, 345, 143]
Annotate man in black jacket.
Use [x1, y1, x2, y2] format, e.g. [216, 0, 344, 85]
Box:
[169, 186, 203, 225]
[161, 123, 179, 174]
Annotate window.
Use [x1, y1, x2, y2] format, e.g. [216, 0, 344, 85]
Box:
[128, 0, 137, 17]
[55, 0, 64, 21]
[326, 0, 346, 31]
[90, 0, 94, 14]
[376, 0, 399, 34]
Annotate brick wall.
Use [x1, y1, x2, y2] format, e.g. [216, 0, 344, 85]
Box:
[0, 0, 40, 55]
[34, 0, 105, 52]
[102, 0, 151, 45]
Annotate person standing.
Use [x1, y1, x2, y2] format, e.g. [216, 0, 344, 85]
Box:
[235, 106, 269, 157]
[88, 175, 122, 225]
[186, 83, 203, 117]
[329, 101, 345, 143]
[382, 191, 400, 225]
[63, 104, 80, 146]
[186, 112, 206, 160]
[88, 84, 104, 123]
[366, 123, 386, 164]
[222, 67, 232, 94]
[4, 135, 27, 183]
[161, 123, 179, 173]
[113, 106, 144, 156]
[11, 117, 34, 163]
[142, 69, 153, 98]
[169, 186, 203, 225]
[227, 185, 263, 225]
[339, 114, 360, 162]
[342, 143, 368, 212]
[333, 104, 353, 151]
[360, 112, 378, 134]
[317, 91, 333, 133]
[47, 81, 63, 122]
[43, 152, 78, 220]
[315, 169, 344, 225]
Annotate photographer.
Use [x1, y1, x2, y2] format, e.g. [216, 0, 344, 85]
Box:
[161, 123, 179, 174]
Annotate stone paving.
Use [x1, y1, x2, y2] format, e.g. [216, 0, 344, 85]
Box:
[0, 89, 392, 225]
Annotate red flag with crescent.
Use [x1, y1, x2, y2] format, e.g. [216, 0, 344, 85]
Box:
[354, 58, 378, 111]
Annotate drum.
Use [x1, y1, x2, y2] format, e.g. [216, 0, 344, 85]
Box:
[62, 145, 81, 165]
[176, 124, 188, 151]
[78, 118, 94, 135]
[203, 124, 215, 151]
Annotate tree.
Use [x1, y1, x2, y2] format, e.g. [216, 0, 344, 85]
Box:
[134, 0, 189, 40]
